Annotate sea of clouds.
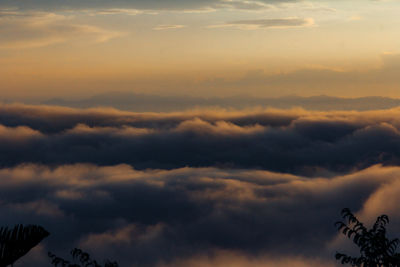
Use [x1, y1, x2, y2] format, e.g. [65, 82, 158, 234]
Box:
[2, 104, 400, 266]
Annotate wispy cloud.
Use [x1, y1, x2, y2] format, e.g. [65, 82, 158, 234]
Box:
[299, 2, 337, 13]
[214, 0, 273, 10]
[0, 10, 124, 49]
[0, 0, 302, 12]
[208, 17, 314, 29]
[177, 7, 217, 13]
[85, 8, 158, 16]
[153, 24, 186, 30]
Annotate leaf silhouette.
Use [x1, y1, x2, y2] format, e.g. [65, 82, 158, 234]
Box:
[49, 248, 119, 267]
[335, 208, 400, 266]
[0, 224, 49, 267]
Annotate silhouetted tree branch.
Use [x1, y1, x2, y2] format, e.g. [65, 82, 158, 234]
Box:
[49, 248, 118, 267]
[335, 208, 400, 266]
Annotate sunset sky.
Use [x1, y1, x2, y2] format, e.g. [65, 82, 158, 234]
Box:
[1, 0, 400, 99]
[3, 1, 400, 267]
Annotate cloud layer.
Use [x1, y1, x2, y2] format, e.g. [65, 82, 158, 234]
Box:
[2, 104, 400, 175]
[4, 163, 400, 266]
[0, 104, 399, 266]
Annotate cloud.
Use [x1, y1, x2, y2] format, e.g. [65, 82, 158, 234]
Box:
[214, 0, 273, 10]
[1, 104, 400, 266]
[153, 24, 186, 30]
[0, 10, 123, 49]
[2, 104, 400, 175]
[41, 92, 400, 112]
[0, 124, 42, 142]
[87, 8, 149, 15]
[177, 7, 217, 13]
[158, 251, 335, 267]
[1, 163, 400, 266]
[195, 53, 400, 97]
[0, 0, 300, 12]
[209, 17, 314, 29]
[228, 17, 314, 27]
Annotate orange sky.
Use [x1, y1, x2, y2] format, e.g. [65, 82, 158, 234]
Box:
[1, 0, 400, 99]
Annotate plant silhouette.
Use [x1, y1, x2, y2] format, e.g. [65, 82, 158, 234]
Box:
[0, 224, 49, 267]
[49, 248, 119, 267]
[335, 208, 400, 266]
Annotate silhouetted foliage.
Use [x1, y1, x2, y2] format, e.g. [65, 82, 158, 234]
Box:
[49, 248, 119, 267]
[335, 208, 400, 266]
[0, 224, 49, 267]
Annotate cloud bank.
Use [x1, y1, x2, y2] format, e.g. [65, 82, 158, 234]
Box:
[1, 104, 400, 266]
[2, 104, 400, 175]
[5, 163, 400, 266]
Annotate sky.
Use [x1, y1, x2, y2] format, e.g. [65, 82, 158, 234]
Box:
[3, 1, 400, 267]
[1, 0, 400, 99]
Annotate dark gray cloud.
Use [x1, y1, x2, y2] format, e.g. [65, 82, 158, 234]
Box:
[1, 104, 400, 175]
[0, 104, 297, 133]
[3, 164, 400, 266]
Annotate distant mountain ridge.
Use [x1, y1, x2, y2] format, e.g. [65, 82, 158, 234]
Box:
[41, 92, 400, 112]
